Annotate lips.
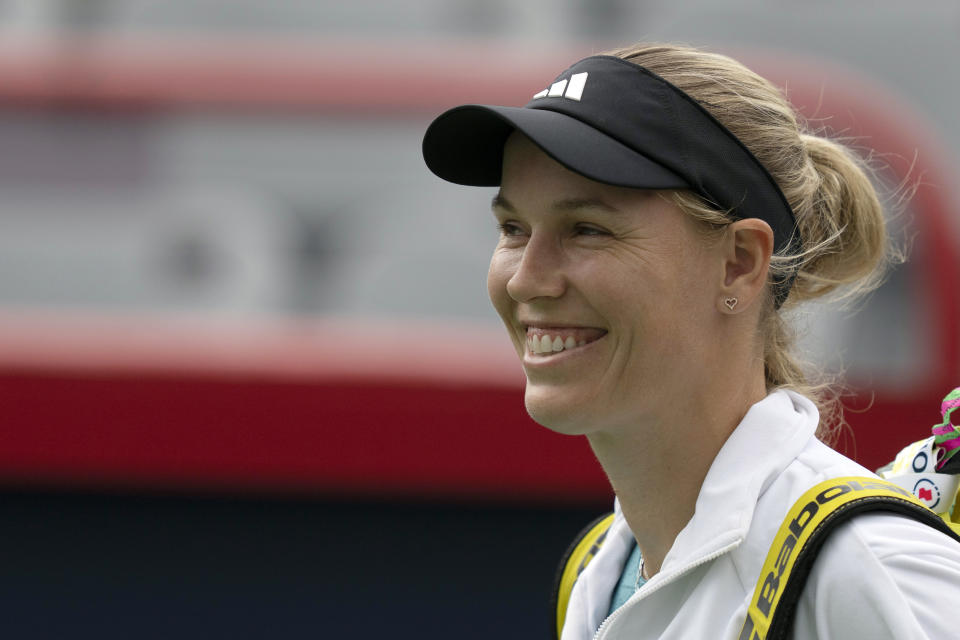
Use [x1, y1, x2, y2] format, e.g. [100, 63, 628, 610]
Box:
[524, 326, 607, 355]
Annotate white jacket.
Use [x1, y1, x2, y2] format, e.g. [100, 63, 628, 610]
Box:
[561, 390, 960, 640]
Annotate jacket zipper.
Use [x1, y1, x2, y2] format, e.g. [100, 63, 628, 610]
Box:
[591, 539, 742, 640]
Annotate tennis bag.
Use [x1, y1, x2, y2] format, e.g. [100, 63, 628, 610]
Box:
[551, 388, 960, 640]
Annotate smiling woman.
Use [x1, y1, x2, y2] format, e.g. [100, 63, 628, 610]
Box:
[489, 134, 743, 439]
[422, 43, 960, 640]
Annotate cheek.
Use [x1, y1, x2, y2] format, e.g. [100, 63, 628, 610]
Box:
[487, 251, 513, 318]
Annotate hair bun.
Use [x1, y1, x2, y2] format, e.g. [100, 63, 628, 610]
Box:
[788, 133, 891, 303]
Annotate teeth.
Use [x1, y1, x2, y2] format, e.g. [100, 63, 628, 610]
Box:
[527, 331, 594, 356]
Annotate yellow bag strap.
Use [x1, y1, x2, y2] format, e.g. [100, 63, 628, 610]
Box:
[551, 512, 615, 640]
[739, 476, 960, 640]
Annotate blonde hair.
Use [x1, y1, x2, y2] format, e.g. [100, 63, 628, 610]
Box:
[604, 43, 896, 441]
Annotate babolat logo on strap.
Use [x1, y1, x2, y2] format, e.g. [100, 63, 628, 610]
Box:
[739, 477, 927, 640]
[532, 72, 589, 101]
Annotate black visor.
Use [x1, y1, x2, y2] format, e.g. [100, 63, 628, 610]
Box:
[422, 55, 800, 306]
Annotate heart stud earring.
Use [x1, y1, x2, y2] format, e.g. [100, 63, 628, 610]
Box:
[724, 297, 738, 311]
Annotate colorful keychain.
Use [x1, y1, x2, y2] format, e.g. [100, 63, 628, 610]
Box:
[933, 387, 960, 472]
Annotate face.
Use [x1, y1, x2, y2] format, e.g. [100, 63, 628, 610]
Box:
[488, 133, 725, 436]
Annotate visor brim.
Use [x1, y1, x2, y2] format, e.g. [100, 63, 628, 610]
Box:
[422, 104, 691, 190]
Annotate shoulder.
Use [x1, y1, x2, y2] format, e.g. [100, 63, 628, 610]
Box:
[795, 511, 960, 639]
[738, 436, 960, 638]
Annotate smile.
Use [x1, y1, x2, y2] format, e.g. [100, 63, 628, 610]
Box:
[525, 326, 607, 356]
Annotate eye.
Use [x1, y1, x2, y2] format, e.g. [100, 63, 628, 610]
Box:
[497, 221, 527, 237]
[574, 224, 610, 237]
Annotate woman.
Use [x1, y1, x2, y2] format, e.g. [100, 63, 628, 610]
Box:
[422, 44, 960, 639]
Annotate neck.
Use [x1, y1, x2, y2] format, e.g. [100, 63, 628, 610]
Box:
[587, 353, 767, 577]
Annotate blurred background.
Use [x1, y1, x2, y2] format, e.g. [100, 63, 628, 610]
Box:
[0, 1, 958, 638]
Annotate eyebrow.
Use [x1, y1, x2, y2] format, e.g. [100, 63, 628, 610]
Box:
[490, 193, 516, 213]
[491, 193, 622, 215]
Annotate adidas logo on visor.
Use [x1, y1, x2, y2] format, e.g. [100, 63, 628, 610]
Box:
[532, 72, 589, 101]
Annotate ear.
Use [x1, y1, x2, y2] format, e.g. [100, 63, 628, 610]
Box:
[717, 219, 774, 314]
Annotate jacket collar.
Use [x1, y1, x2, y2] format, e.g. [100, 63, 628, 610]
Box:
[659, 389, 819, 574]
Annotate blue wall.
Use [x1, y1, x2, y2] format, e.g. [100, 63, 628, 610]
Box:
[0, 491, 606, 639]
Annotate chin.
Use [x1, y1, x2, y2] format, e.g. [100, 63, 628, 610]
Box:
[523, 388, 595, 436]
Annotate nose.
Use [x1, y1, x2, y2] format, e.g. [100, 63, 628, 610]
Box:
[505, 232, 567, 302]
